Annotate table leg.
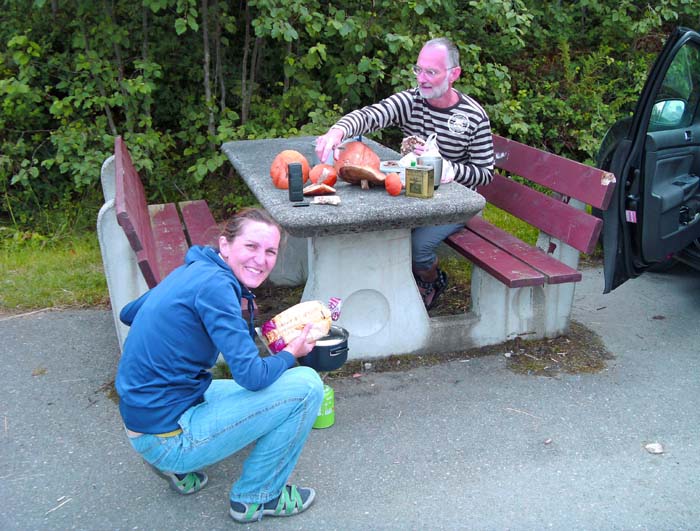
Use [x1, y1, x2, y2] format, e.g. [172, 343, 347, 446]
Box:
[301, 228, 431, 359]
[270, 235, 308, 287]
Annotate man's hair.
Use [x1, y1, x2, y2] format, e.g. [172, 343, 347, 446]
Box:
[424, 37, 460, 68]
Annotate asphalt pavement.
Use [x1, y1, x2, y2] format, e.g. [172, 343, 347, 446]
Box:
[1, 264, 699, 530]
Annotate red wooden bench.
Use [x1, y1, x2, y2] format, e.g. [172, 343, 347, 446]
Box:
[114, 136, 219, 288]
[446, 134, 616, 288]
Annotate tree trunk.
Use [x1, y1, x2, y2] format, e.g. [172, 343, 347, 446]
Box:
[141, 5, 152, 118]
[241, 1, 252, 124]
[280, 40, 291, 121]
[80, 20, 118, 136]
[103, 0, 133, 133]
[214, 9, 225, 111]
[201, 0, 216, 141]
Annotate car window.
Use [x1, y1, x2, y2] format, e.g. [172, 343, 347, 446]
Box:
[649, 41, 700, 131]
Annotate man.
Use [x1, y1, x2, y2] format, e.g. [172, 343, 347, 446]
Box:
[315, 37, 494, 309]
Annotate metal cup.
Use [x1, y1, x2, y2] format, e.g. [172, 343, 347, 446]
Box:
[418, 156, 443, 190]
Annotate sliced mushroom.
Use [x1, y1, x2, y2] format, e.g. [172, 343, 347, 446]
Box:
[303, 183, 337, 196]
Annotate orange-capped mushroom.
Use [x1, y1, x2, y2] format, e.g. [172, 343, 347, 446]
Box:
[270, 150, 311, 189]
[309, 164, 338, 187]
[334, 141, 385, 190]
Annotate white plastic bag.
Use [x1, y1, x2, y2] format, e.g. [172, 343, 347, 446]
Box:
[422, 133, 440, 157]
[398, 152, 418, 167]
[421, 133, 454, 184]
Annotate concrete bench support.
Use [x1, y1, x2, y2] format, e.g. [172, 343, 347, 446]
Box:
[97, 155, 148, 350]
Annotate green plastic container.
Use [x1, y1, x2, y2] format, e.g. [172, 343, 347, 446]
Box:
[313, 384, 335, 429]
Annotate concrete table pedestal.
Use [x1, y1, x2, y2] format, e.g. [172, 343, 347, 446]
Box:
[302, 228, 429, 358]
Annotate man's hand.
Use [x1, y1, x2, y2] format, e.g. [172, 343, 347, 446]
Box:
[315, 128, 345, 164]
[283, 323, 317, 359]
[400, 135, 425, 156]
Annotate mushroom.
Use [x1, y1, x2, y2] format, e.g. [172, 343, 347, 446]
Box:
[303, 183, 336, 196]
[335, 141, 386, 190]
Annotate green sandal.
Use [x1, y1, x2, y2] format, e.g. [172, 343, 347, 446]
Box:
[146, 462, 208, 495]
[229, 484, 316, 523]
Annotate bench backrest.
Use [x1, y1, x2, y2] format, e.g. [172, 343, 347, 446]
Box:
[483, 135, 617, 254]
[114, 136, 162, 287]
[114, 136, 219, 289]
[114, 136, 193, 287]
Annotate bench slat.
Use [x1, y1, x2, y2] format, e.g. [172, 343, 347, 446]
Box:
[478, 173, 603, 255]
[446, 227, 546, 288]
[148, 203, 189, 284]
[466, 217, 582, 284]
[493, 135, 616, 210]
[179, 200, 219, 247]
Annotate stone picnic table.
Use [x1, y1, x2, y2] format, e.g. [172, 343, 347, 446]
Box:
[221, 136, 485, 359]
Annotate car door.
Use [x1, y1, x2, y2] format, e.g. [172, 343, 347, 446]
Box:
[600, 27, 700, 293]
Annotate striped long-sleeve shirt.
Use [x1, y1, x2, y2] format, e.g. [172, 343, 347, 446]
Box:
[332, 88, 494, 189]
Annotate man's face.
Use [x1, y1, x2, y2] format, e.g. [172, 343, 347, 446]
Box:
[414, 45, 458, 101]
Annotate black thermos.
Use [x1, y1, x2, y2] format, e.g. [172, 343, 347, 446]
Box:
[288, 162, 304, 202]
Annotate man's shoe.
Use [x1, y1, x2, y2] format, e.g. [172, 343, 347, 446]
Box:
[229, 485, 315, 523]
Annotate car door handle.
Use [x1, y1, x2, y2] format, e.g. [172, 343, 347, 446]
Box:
[685, 130, 693, 142]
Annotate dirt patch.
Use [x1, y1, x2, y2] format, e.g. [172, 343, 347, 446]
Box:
[250, 270, 613, 380]
[307, 319, 612, 380]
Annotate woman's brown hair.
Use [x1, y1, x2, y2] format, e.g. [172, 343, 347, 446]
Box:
[220, 207, 286, 247]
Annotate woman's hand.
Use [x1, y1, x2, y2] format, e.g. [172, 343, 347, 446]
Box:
[283, 323, 317, 359]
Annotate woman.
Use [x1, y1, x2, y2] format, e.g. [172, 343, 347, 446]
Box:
[115, 207, 323, 524]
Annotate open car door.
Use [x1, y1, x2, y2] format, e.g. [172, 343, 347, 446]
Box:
[601, 27, 700, 293]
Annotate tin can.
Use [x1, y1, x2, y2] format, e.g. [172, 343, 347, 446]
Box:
[405, 164, 435, 198]
[313, 384, 335, 429]
[417, 156, 443, 190]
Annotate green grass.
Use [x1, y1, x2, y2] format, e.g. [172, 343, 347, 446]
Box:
[0, 230, 108, 313]
[0, 203, 539, 314]
[483, 203, 539, 244]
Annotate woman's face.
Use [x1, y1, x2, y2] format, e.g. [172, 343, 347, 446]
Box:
[218, 220, 281, 289]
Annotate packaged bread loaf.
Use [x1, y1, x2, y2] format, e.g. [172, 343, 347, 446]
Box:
[261, 300, 341, 354]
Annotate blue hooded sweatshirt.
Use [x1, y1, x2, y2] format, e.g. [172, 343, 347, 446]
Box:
[115, 245, 296, 433]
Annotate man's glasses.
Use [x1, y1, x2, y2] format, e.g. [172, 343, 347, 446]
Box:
[412, 65, 456, 79]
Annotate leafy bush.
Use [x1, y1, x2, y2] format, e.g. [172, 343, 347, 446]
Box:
[1, 0, 698, 233]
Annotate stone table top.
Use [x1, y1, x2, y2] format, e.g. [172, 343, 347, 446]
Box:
[221, 136, 485, 238]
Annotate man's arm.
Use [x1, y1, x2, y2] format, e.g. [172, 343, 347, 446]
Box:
[449, 116, 495, 189]
[315, 91, 412, 162]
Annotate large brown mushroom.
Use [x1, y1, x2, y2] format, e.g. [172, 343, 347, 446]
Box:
[334, 141, 386, 190]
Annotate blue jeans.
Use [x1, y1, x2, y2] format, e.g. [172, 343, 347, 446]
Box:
[411, 223, 464, 270]
[127, 366, 323, 504]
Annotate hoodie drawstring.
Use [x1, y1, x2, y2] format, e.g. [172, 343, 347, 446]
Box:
[244, 292, 256, 339]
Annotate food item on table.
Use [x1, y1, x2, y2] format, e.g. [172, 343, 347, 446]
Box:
[270, 150, 311, 189]
[400, 135, 425, 156]
[385, 172, 403, 196]
[334, 141, 386, 190]
[303, 183, 336, 196]
[380, 160, 402, 172]
[309, 163, 338, 187]
[261, 300, 333, 354]
[311, 195, 341, 206]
